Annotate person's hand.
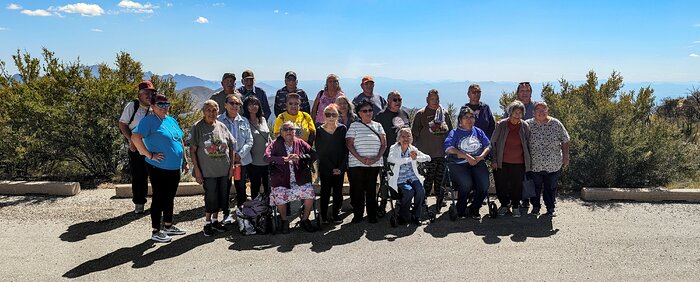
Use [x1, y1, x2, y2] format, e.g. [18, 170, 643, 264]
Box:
[150, 152, 164, 162]
[474, 155, 484, 162]
[410, 150, 417, 160]
[128, 141, 136, 152]
[194, 168, 203, 185]
[562, 155, 570, 169]
[182, 162, 189, 175]
[490, 161, 498, 170]
[234, 154, 241, 163]
[332, 169, 341, 175]
[467, 158, 478, 166]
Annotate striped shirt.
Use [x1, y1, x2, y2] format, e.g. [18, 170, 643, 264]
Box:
[346, 121, 385, 167]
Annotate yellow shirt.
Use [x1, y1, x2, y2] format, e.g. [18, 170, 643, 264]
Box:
[273, 111, 316, 142]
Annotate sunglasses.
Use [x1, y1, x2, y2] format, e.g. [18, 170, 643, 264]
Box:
[288, 102, 300, 106]
[470, 91, 482, 94]
[281, 127, 295, 132]
[519, 82, 531, 85]
[155, 102, 171, 108]
[360, 109, 373, 113]
[392, 98, 402, 102]
[324, 112, 339, 118]
[227, 101, 241, 106]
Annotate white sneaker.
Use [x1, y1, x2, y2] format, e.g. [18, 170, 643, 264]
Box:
[163, 225, 186, 236]
[223, 214, 235, 225]
[151, 230, 172, 243]
[512, 208, 521, 218]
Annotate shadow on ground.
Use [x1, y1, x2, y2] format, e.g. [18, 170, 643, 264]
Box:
[0, 195, 59, 208]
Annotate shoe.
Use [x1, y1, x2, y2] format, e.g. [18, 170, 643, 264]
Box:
[351, 217, 363, 224]
[321, 216, 330, 225]
[135, 204, 145, 214]
[332, 214, 342, 223]
[530, 208, 541, 216]
[545, 210, 557, 217]
[163, 225, 186, 236]
[223, 214, 235, 225]
[203, 224, 214, 237]
[512, 208, 521, 218]
[211, 221, 227, 232]
[470, 211, 481, 220]
[397, 217, 407, 225]
[151, 230, 172, 243]
[281, 220, 290, 234]
[497, 206, 510, 216]
[411, 218, 423, 226]
[368, 217, 378, 224]
[300, 219, 317, 232]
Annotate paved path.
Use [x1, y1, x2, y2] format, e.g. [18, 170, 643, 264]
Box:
[1, 189, 698, 281]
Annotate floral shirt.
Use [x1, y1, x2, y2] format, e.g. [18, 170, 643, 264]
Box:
[526, 117, 570, 173]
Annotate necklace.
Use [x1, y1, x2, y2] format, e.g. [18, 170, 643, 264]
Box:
[156, 115, 181, 142]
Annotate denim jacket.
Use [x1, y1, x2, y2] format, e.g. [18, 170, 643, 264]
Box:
[218, 113, 254, 165]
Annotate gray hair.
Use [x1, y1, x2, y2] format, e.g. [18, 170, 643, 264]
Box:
[507, 100, 526, 116]
[281, 120, 297, 130]
[533, 101, 548, 111]
[203, 99, 219, 112]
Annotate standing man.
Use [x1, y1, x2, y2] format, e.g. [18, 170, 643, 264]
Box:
[210, 73, 239, 114]
[411, 89, 453, 196]
[504, 82, 535, 120]
[459, 84, 496, 138]
[274, 71, 311, 117]
[118, 80, 155, 214]
[237, 69, 272, 119]
[374, 90, 410, 159]
[352, 75, 387, 118]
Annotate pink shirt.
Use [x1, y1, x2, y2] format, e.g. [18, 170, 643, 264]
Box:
[314, 90, 344, 123]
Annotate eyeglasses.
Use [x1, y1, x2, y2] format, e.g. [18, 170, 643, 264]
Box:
[155, 102, 171, 108]
[392, 98, 402, 102]
[469, 91, 482, 94]
[324, 112, 339, 118]
[288, 102, 300, 106]
[281, 127, 295, 132]
[227, 101, 241, 106]
[519, 82, 530, 85]
[360, 109, 373, 113]
[463, 115, 476, 120]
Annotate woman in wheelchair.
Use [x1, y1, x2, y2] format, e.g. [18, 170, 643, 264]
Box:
[388, 128, 431, 225]
[264, 121, 317, 233]
[443, 107, 491, 219]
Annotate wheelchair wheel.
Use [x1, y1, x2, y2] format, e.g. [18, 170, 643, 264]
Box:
[448, 205, 458, 221]
[428, 210, 436, 223]
[488, 201, 498, 218]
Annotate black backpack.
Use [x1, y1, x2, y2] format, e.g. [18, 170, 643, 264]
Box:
[127, 99, 149, 130]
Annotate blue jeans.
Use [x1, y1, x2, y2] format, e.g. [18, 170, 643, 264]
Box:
[529, 170, 561, 213]
[448, 161, 490, 216]
[398, 180, 425, 221]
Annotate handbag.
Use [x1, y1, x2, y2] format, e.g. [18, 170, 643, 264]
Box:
[522, 173, 536, 200]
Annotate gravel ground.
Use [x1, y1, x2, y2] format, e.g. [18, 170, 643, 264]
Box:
[0, 189, 699, 281]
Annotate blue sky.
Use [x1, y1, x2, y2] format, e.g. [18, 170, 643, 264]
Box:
[1, 0, 700, 83]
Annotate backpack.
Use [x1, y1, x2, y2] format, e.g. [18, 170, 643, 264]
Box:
[127, 99, 149, 130]
[235, 195, 271, 235]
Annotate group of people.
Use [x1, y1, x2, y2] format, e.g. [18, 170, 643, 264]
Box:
[118, 71, 570, 243]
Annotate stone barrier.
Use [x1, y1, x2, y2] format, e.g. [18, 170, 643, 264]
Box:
[0, 181, 80, 196]
[581, 187, 700, 203]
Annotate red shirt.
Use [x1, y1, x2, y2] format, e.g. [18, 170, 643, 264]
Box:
[503, 121, 524, 164]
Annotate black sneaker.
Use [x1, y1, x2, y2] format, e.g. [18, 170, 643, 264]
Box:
[530, 208, 541, 216]
[351, 217, 363, 224]
[397, 217, 407, 225]
[203, 224, 214, 237]
[281, 220, 290, 234]
[211, 221, 227, 232]
[300, 219, 317, 232]
[332, 214, 342, 223]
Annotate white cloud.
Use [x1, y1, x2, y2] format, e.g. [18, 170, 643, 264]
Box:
[690, 53, 699, 58]
[0, 27, 7, 31]
[21, 9, 52, 16]
[6, 3, 21, 10]
[195, 16, 208, 24]
[274, 9, 279, 13]
[52, 3, 104, 17]
[91, 28, 103, 32]
[118, 0, 158, 13]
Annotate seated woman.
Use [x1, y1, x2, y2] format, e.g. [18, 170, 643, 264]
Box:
[264, 121, 317, 233]
[387, 128, 431, 225]
[443, 107, 492, 219]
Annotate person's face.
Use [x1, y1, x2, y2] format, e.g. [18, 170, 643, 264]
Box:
[517, 85, 532, 103]
[138, 90, 154, 105]
[243, 77, 254, 88]
[361, 81, 374, 94]
[285, 77, 297, 89]
[336, 99, 349, 113]
[203, 105, 218, 123]
[388, 95, 402, 112]
[324, 108, 339, 123]
[509, 109, 524, 122]
[287, 98, 300, 115]
[247, 101, 260, 115]
[153, 100, 171, 115]
[281, 124, 295, 140]
[427, 93, 439, 108]
[358, 105, 373, 122]
[326, 77, 339, 91]
[398, 131, 412, 145]
[459, 113, 475, 129]
[221, 77, 236, 92]
[468, 88, 482, 103]
[225, 98, 241, 116]
[534, 105, 548, 121]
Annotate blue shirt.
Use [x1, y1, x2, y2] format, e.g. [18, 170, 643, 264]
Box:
[134, 115, 185, 170]
[397, 148, 420, 187]
[443, 127, 491, 164]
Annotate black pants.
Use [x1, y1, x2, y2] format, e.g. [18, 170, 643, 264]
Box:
[145, 164, 180, 230]
[246, 164, 269, 199]
[233, 165, 249, 207]
[422, 157, 445, 196]
[319, 169, 344, 219]
[494, 163, 525, 208]
[348, 166, 380, 220]
[128, 150, 149, 205]
[203, 176, 228, 213]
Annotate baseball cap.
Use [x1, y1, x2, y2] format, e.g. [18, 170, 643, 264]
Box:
[221, 73, 236, 82]
[361, 75, 375, 84]
[285, 71, 297, 80]
[242, 69, 255, 80]
[138, 80, 156, 91]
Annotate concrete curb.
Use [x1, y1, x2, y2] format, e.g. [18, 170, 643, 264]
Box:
[0, 181, 80, 196]
[581, 187, 700, 203]
[115, 182, 204, 198]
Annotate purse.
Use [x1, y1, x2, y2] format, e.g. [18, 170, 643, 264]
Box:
[522, 173, 536, 200]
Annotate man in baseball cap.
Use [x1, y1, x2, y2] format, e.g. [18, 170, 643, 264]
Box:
[352, 75, 386, 118]
[210, 73, 239, 114]
[274, 71, 311, 117]
[237, 69, 272, 119]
